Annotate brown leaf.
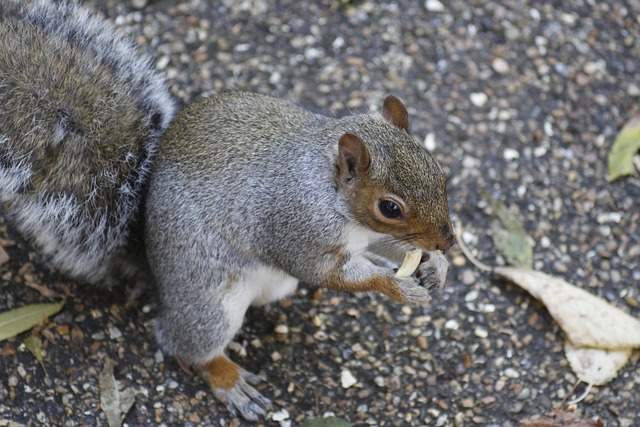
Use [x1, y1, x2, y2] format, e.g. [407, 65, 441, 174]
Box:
[493, 267, 640, 350]
[0, 246, 8, 266]
[520, 409, 604, 426]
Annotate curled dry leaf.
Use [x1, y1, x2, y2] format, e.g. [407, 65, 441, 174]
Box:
[492, 267, 640, 350]
[564, 341, 632, 386]
[100, 358, 142, 427]
[396, 249, 422, 277]
[520, 408, 604, 427]
[457, 222, 640, 386]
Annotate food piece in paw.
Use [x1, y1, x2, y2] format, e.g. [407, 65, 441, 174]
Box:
[396, 249, 423, 277]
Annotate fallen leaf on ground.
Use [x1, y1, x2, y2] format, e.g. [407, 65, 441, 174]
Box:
[457, 223, 640, 387]
[492, 267, 640, 350]
[608, 115, 640, 181]
[23, 281, 66, 299]
[0, 301, 65, 342]
[564, 342, 632, 385]
[0, 246, 8, 265]
[100, 358, 142, 427]
[24, 335, 47, 374]
[520, 408, 604, 426]
[485, 195, 534, 268]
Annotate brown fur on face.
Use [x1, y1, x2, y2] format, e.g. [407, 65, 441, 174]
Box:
[335, 98, 455, 252]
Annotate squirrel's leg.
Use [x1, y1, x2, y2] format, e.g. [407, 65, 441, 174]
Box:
[197, 355, 271, 421]
[154, 263, 295, 420]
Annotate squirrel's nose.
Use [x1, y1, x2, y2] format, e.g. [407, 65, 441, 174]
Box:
[436, 233, 457, 252]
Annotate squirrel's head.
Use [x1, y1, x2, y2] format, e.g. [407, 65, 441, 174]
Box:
[335, 95, 456, 252]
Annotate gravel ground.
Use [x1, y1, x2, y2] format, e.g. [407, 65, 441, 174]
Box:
[1, 0, 639, 426]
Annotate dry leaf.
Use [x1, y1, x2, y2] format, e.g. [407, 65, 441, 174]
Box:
[24, 335, 47, 374]
[608, 116, 640, 181]
[520, 408, 604, 426]
[396, 249, 422, 277]
[0, 302, 65, 342]
[492, 267, 640, 350]
[0, 246, 8, 266]
[564, 341, 632, 385]
[456, 224, 640, 387]
[100, 358, 141, 427]
[485, 196, 534, 268]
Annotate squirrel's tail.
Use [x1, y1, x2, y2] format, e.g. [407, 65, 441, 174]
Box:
[0, 0, 176, 283]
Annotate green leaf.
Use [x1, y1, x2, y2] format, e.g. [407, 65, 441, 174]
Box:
[0, 301, 65, 342]
[608, 117, 640, 181]
[24, 335, 47, 374]
[485, 195, 534, 269]
[301, 417, 353, 427]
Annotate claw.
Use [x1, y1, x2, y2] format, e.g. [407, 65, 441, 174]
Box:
[199, 355, 271, 421]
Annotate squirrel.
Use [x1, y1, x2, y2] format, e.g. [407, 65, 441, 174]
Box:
[0, 0, 456, 421]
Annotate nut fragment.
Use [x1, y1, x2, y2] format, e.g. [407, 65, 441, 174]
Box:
[396, 249, 423, 277]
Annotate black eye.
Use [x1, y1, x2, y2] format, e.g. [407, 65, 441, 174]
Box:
[379, 199, 402, 219]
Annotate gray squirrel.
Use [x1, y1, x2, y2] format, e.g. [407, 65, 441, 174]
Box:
[0, 0, 456, 421]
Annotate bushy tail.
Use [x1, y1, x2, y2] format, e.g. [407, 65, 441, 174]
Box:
[0, 0, 176, 283]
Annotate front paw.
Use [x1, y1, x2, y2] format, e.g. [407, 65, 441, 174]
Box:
[415, 251, 449, 291]
[394, 275, 434, 304]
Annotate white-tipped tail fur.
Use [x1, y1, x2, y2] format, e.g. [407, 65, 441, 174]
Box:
[0, 0, 176, 283]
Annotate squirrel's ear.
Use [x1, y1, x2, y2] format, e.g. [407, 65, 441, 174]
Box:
[382, 95, 409, 132]
[338, 133, 371, 183]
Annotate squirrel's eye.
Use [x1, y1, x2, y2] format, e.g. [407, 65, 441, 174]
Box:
[378, 199, 402, 219]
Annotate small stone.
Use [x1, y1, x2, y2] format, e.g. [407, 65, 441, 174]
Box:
[628, 83, 640, 97]
[131, 0, 148, 9]
[465, 290, 479, 302]
[474, 327, 488, 338]
[108, 326, 122, 340]
[461, 269, 475, 285]
[597, 212, 622, 224]
[8, 375, 18, 387]
[274, 324, 289, 334]
[425, 0, 444, 12]
[444, 319, 459, 330]
[452, 255, 466, 267]
[504, 368, 520, 379]
[417, 336, 428, 350]
[503, 148, 520, 160]
[492, 57, 510, 74]
[341, 369, 358, 388]
[272, 408, 290, 421]
[461, 398, 474, 408]
[470, 92, 488, 107]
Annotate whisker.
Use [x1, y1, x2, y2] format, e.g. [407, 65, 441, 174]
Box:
[445, 153, 464, 184]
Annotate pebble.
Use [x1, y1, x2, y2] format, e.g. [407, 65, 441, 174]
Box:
[503, 148, 520, 160]
[444, 319, 460, 330]
[492, 57, 510, 74]
[474, 327, 488, 338]
[275, 324, 289, 334]
[272, 409, 290, 421]
[341, 369, 358, 388]
[425, 0, 444, 12]
[470, 92, 488, 107]
[504, 368, 520, 379]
